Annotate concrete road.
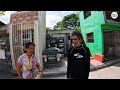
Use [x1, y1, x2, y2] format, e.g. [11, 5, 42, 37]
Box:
[1, 57, 120, 79]
[42, 57, 94, 79]
[89, 61, 120, 79]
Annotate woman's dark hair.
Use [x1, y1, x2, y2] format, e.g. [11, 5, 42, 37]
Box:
[24, 42, 35, 53]
[72, 31, 86, 46]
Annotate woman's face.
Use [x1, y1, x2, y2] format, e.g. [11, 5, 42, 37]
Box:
[26, 44, 35, 55]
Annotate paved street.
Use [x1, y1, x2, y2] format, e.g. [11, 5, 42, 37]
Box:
[0, 71, 18, 79]
[1, 57, 120, 79]
[42, 57, 97, 79]
[0, 60, 18, 79]
[89, 61, 120, 79]
[43, 58, 120, 79]
[43, 61, 120, 79]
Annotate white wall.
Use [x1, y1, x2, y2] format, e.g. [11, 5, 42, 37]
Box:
[9, 11, 46, 70]
[0, 50, 5, 59]
[9, 24, 16, 70]
[36, 11, 46, 69]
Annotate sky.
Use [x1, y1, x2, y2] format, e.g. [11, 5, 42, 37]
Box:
[0, 11, 80, 28]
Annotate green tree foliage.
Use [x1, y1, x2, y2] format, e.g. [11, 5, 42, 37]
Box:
[75, 27, 81, 32]
[53, 13, 80, 31]
[0, 11, 5, 16]
[53, 21, 63, 30]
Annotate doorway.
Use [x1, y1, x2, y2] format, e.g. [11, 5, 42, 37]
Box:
[103, 31, 120, 61]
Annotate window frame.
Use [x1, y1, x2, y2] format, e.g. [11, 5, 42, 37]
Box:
[86, 32, 94, 43]
[84, 11, 91, 19]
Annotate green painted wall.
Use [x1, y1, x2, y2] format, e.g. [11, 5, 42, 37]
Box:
[80, 11, 105, 57]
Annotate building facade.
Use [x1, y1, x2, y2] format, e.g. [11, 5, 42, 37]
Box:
[47, 29, 75, 55]
[80, 11, 120, 62]
[0, 21, 10, 60]
[9, 11, 46, 70]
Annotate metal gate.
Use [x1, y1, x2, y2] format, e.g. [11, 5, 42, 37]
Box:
[11, 22, 34, 67]
[104, 31, 120, 60]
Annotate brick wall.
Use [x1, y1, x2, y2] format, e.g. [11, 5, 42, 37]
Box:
[10, 11, 38, 24]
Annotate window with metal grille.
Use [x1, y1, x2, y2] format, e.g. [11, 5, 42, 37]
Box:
[84, 11, 91, 19]
[86, 32, 94, 43]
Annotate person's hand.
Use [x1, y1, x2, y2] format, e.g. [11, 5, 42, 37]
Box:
[35, 71, 43, 79]
[38, 71, 43, 77]
[19, 77, 23, 79]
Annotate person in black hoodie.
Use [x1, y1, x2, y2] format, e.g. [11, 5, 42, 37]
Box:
[67, 31, 91, 79]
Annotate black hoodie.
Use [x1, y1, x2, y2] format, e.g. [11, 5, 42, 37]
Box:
[67, 45, 91, 79]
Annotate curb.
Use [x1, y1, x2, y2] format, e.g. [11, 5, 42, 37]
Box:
[90, 58, 120, 72]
